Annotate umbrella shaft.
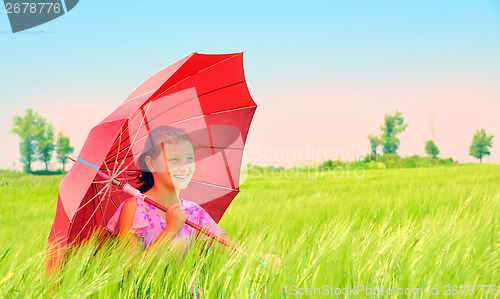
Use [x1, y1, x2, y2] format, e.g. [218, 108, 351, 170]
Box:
[141, 194, 248, 257]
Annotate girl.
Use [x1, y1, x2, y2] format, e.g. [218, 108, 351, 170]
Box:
[106, 125, 237, 254]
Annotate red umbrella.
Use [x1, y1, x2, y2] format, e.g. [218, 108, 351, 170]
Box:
[46, 52, 257, 276]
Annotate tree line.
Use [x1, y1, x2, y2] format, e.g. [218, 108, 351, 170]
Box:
[367, 111, 494, 163]
[8, 108, 496, 174]
[10, 108, 74, 173]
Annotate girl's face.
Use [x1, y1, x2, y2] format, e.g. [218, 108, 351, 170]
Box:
[147, 139, 195, 191]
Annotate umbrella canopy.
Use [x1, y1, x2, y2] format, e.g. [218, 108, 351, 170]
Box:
[46, 52, 257, 275]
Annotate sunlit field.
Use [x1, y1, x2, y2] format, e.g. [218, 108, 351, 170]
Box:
[0, 164, 499, 298]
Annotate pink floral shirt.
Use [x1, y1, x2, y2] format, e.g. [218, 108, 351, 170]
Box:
[105, 197, 225, 251]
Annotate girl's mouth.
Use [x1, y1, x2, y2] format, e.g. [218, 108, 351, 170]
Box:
[173, 174, 189, 180]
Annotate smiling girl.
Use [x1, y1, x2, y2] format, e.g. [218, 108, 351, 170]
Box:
[106, 125, 236, 254]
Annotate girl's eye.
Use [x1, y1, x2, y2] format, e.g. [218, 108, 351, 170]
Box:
[168, 157, 193, 163]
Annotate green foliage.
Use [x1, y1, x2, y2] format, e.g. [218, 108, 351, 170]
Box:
[56, 131, 74, 172]
[317, 153, 459, 172]
[0, 166, 499, 297]
[469, 128, 494, 163]
[10, 108, 45, 173]
[10, 108, 59, 173]
[376, 153, 403, 168]
[364, 160, 386, 169]
[367, 134, 380, 155]
[319, 159, 345, 170]
[362, 153, 380, 162]
[424, 140, 439, 158]
[379, 111, 408, 154]
[402, 154, 420, 168]
[36, 120, 55, 171]
[367, 111, 408, 156]
[31, 169, 65, 175]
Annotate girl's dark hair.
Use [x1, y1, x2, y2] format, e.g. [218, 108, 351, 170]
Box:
[136, 126, 193, 193]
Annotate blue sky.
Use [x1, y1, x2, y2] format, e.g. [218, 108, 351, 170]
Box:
[1, 1, 499, 169]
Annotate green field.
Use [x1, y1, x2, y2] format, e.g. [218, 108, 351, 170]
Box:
[0, 164, 499, 298]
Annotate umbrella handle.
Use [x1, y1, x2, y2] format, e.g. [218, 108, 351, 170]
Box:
[141, 194, 250, 257]
[120, 181, 249, 256]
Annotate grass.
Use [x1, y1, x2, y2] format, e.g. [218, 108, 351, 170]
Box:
[0, 164, 499, 298]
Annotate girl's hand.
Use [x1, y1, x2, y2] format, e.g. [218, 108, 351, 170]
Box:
[164, 202, 188, 237]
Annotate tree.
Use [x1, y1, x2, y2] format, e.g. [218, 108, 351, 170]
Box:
[425, 140, 439, 158]
[379, 111, 408, 155]
[10, 108, 44, 173]
[469, 128, 494, 163]
[367, 134, 380, 155]
[56, 131, 74, 172]
[36, 119, 55, 171]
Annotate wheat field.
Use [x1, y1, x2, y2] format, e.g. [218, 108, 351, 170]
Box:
[0, 164, 498, 298]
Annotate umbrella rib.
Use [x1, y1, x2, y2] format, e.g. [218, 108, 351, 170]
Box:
[91, 180, 112, 185]
[197, 146, 244, 150]
[111, 121, 125, 181]
[207, 105, 257, 116]
[113, 142, 146, 179]
[101, 157, 113, 179]
[114, 102, 152, 177]
[190, 179, 240, 192]
[67, 183, 110, 244]
[169, 105, 256, 127]
[104, 135, 149, 167]
[98, 181, 120, 218]
[108, 186, 120, 210]
[72, 181, 112, 215]
[112, 164, 139, 186]
[96, 183, 109, 227]
[112, 104, 154, 179]
[112, 169, 142, 174]
[122, 89, 156, 106]
[221, 150, 235, 190]
[105, 102, 151, 166]
[71, 183, 112, 243]
[81, 183, 111, 240]
[104, 80, 248, 164]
